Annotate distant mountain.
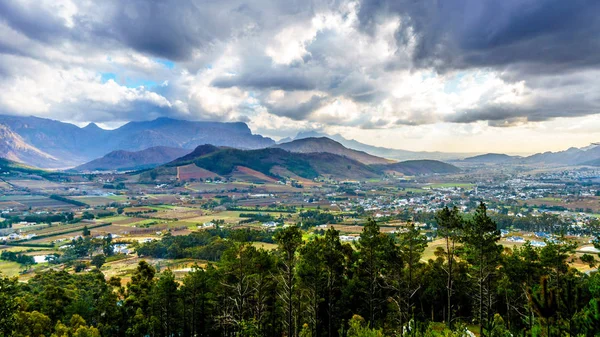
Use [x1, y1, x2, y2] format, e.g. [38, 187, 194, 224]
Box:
[463, 153, 521, 164]
[277, 137, 293, 144]
[457, 146, 600, 166]
[522, 146, 600, 166]
[0, 115, 275, 168]
[0, 124, 61, 168]
[293, 131, 476, 161]
[75, 146, 191, 171]
[150, 146, 381, 181]
[376, 160, 461, 175]
[273, 137, 393, 165]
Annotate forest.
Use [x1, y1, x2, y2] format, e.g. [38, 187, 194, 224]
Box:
[1, 203, 600, 337]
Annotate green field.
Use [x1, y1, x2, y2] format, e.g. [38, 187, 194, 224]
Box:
[537, 197, 562, 202]
[427, 183, 475, 189]
[98, 215, 129, 223]
[178, 210, 292, 226]
[0, 260, 23, 277]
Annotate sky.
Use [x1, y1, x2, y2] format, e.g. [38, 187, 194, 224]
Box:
[0, 0, 600, 154]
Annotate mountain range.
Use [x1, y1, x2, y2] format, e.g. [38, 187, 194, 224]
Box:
[0, 115, 273, 168]
[3, 114, 600, 170]
[460, 146, 600, 166]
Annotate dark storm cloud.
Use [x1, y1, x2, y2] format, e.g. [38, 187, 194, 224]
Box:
[102, 0, 333, 61]
[212, 71, 317, 91]
[1, 0, 600, 129]
[264, 95, 329, 120]
[0, 1, 71, 43]
[446, 100, 600, 126]
[358, 0, 600, 72]
[0, 0, 326, 61]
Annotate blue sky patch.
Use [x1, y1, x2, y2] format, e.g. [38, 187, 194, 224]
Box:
[155, 59, 175, 69]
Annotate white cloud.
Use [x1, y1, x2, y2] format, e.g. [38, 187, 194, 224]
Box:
[0, 0, 599, 153]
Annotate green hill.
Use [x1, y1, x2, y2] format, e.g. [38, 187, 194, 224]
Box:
[159, 146, 380, 181]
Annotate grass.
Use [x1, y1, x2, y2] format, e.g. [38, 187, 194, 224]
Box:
[99, 215, 129, 223]
[538, 197, 562, 202]
[0, 260, 23, 277]
[127, 219, 165, 227]
[427, 183, 475, 189]
[106, 195, 128, 201]
[252, 242, 278, 250]
[148, 205, 180, 210]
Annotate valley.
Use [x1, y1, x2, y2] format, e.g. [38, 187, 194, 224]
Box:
[3, 115, 600, 336]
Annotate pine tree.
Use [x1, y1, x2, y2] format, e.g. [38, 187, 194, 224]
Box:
[461, 203, 502, 337]
[435, 206, 463, 328]
[275, 226, 303, 337]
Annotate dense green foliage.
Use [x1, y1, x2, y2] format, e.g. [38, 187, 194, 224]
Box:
[2, 203, 600, 336]
[134, 227, 277, 261]
[0, 251, 35, 266]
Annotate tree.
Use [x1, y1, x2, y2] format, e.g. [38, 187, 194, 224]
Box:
[181, 265, 217, 337]
[248, 248, 276, 334]
[435, 206, 463, 328]
[0, 273, 18, 336]
[91, 254, 106, 269]
[354, 218, 393, 328]
[102, 234, 114, 256]
[52, 314, 100, 337]
[274, 225, 303, 337]
[13, 310, 53, 337]
[461, 203, 502, 337]
[151, 270, 180, 337]
[538, 237, 578, 335]
[220, 243, 259, 330]
[390, 221, 427, 332]
[322, 228, 351, 337]
[124, 261, 156, 336]
[298, 234, 325, 336]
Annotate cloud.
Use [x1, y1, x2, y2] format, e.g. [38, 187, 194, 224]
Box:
[357, 0, 600, 72]
[0, 0, 600, 152]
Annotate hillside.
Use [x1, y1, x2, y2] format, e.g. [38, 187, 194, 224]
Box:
[377, 160, 460, 175]
[273, 137, 392, 165]
[463, 153, 520, 164]
[75, 146, 191, 171]
[580, 158, 600, 166]
[0, 115, 275, 168]
[0, 124, 60, 168]
[0, 158, 47, 175]
[175, 144, 222, 162]
[161, 146, 380, 181]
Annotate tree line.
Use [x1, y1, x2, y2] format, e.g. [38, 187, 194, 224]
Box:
[1, 203, 600, 336]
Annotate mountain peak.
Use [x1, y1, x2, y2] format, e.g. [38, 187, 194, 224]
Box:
[274, 137, 393, 165]
[83, 122, 103, 130]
